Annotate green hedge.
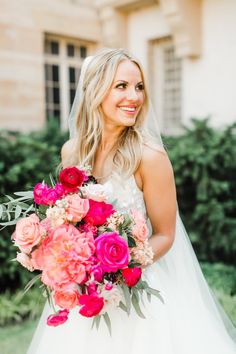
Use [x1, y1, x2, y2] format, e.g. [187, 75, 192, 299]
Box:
[165, 119, 236, 264]
[0, 118, 235, 291]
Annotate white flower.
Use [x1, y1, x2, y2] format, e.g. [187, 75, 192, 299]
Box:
[81, 183, 112, 202]
[99, 284, 123, 314]
[46, 206, 66, 227]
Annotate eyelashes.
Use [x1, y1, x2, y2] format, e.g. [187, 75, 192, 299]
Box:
[115, 83, 145, 91]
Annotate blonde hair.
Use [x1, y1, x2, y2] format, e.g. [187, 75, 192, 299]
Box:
[65, 48, 154, 178]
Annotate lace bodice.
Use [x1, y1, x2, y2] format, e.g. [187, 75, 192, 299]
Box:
[104, 175, 147, 218]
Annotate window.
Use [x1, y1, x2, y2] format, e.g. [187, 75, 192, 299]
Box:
[150, 38, 182, 135]
[44, 35, 94, 129]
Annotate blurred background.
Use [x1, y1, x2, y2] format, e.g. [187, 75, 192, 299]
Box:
[0, 0, 236, 353]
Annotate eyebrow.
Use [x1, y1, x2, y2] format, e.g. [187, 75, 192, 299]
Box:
[114, 80, 144, 84]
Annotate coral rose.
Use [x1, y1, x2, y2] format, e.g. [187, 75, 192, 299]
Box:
[122, 267, 142, 287]
[47, 309, 69, 327]
[16, 252, 34, 272]
[95, 232, 129, 272]
[59, 166, 88, 192]
[84, 200, 115, 226]
[54, 284, 80, 309]
[64, 194, 89, 222]
[79, 294, 104, 317]
[12, 214, 43, 253]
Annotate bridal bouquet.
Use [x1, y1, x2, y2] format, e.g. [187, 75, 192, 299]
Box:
[0, 166, 162, 333]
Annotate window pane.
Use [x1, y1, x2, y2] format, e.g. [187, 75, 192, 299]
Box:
[53, 87, 60, 104]
[51, 41, 59, 55]
[80, 46, 87, 58]
[52, 65, 59, 82]
[67, 44, 75, 57]
[69, 67, 76, 84]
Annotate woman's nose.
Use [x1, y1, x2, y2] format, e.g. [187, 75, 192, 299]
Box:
[126, 87, 139, 101]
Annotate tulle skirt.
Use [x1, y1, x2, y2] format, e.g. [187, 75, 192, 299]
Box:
[27, 213, 236, 354]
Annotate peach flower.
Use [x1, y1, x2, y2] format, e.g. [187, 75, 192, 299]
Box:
[131, 210, 149, 241]
[53, 284, 80, 309]
[64, 194, 89, 222]
[12, 213, 43, 253]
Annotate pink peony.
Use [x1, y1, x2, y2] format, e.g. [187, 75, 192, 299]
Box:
[53, 284, 80, 309]
[84, 200, 115, 226]
[47, 309, 69, 327]
[122, 267, 142, 287]
[59, 166, 88, 192]
[54, 183, 66, 198]
[32, 224, 95, 288]
[64, 194, 89, 222]
[79, 294, 104, 317]
[95, 232, 129, 272]
[90, 264, 104, 282]
[12, 213, 43, 253]
[87, 282, 98, 295]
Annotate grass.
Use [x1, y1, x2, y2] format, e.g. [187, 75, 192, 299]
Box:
[0, 262, 235, 354]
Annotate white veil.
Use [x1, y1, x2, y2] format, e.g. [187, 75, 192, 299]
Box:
[67, 54, 236, 345]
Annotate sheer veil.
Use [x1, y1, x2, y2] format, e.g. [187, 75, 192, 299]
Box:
[68, 55, 236, 344]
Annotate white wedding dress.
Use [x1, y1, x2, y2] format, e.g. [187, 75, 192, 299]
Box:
[27, 175, 236, 354]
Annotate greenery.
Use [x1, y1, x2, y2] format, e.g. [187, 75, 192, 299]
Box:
[165, 119, 236, 264]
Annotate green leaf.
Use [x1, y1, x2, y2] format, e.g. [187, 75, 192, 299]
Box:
[91, 315, 101, 330]
[103, 313, 112, 336]
[121, 285, 131, 315]
[119, 301, 127, 312]
[23, 274, 41, 295]
[14, 191, 34, 198]
[128, 236, 136, 247]
[131, 291, 146, 319]
[146, 287, 164, 304]
[15, 205, 22, 219]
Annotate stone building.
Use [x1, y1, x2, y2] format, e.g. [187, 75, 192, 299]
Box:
[0, 0, 236, 134]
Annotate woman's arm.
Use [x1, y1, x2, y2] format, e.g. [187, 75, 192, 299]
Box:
[140, 145, 177, 262]
[61, 139, 76, 167]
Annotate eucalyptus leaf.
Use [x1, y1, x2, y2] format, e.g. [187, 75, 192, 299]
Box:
[119, 301, 127, 312]
[14, 191, 34, 198]
[15, 205, 22, 219]
[0, 220, 17, 226]
[131, 291, 146, 319]
[23, 274, 41, 295]
[121, 285, 131, 315]
[146, 287, 164, 304]
[103, 313, 112, 336]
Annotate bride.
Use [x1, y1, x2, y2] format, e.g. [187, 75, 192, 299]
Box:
[27, 48, 236, 353]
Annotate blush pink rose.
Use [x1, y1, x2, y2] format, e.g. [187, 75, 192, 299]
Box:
[47, 309, 69, 327]
[12, 214, 43, 253]
[16, 252, 34, 271]
[65, 194, 89, 222]
[53, 284, 80, 309]
[122, 267, 142, 287]
[95, 232, 129, 272]
[79, 294, 104, 317]
[84, 200, 115, 226]
[131, 210, 149, 241]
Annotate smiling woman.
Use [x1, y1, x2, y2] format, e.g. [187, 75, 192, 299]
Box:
[27, 48, 236, 354]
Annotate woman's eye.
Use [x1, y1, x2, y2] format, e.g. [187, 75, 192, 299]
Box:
[136, 83, 144, 91]
[115, 83, 127, 89]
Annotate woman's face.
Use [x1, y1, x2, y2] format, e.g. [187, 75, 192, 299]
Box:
[101, 60, 145, 128]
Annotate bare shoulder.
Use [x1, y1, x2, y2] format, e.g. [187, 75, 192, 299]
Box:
[61, 138, 76, 165]
[140, 144, 174, 185]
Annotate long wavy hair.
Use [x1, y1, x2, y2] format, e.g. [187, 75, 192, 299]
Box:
[65, 48, 155, 178]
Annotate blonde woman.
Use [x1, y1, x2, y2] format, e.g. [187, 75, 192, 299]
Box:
[27, 48, 236, 354]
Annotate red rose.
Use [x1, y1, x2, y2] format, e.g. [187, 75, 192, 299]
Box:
[122, 267, 142, 287]
[59, 166, 88, 192]
[84, 200, 115, 226]
[47, 309, 69, 327]
[79, 294, 104, 317]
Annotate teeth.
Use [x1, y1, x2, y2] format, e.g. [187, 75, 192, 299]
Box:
[119, 107, 136, 112]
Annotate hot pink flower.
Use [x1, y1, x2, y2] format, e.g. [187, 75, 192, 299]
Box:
[64, 194, 89, 222]
[54, 183, 66, 198]
[44, 188, 59, 205]
[53, 284, 80, 309]
[95, 232, 129, 272]
[90, 264, 104, 282]
[87, 282, 98, 295]
[122, 267, 142, 287]
[33, 183, 49, 205]
[84, 200, 115, 226]
[47, 309, 69, 327]
[12, 214, 43, 253]
[79, 294, 104, 317]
